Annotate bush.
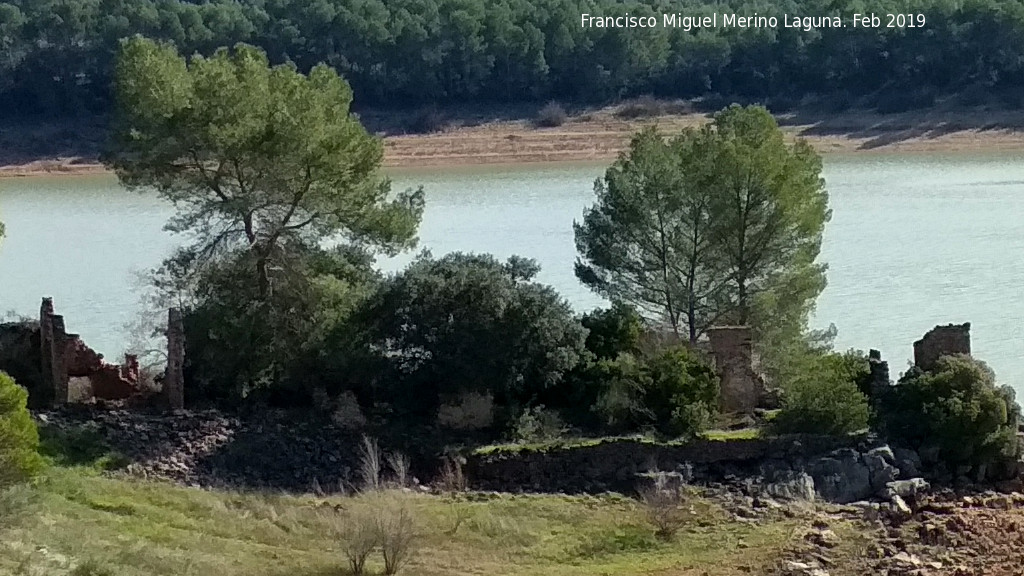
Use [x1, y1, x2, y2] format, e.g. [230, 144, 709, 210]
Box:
[581, 303, 643, 360]
[534, 101, 568, 127]
[176, 244, 379, 407]
[879, 355, 1021, 470]
[324, 492, 418, 576]
[0, 371, 44, 488]
[637, 472, 688, 539]
[437, 392, 494, 430]
[330, 505, 377, 575]
[375, 496, 417, 575]
[772, 351, 871, 436]
[407, 106, 447, 134]
[353, 252, 586, 428]
[512, 405, 566, 443]
[593, 347, 718, 438]
[539, 304, 643, 427]
[614, 95, 665, 119]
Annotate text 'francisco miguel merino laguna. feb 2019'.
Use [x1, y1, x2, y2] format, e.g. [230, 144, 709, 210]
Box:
[580, 12, 927, 31]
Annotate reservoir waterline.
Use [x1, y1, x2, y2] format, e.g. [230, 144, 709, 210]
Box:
[2, 153, 1023, 393]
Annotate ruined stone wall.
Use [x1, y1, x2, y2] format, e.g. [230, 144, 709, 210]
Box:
[0, 298, 143, 406]
[913, 323, 971, 372]
[162, 307, 185, 409]
[465, 434, 871, 495]
[0, 321, 45, 405]
[708, 326, 764, 414]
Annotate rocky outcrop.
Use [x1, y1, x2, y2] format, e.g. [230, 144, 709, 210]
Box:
[35, 406, 369, 491]
[464, 432, 969, 506]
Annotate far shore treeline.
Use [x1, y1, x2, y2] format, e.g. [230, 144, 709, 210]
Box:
[3, 0, 1024, 118]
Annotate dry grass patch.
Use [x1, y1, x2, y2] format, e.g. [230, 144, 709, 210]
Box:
[0, 467, 822, 576]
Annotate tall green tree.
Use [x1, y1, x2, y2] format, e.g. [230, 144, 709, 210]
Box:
[574, 126, 722, 342]
[106, 36, 423, 298]
[702, 105, 830, 358]
[575, 105, 830, 358]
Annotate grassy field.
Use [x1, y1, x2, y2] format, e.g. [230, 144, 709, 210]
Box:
[0, 463, 835, 576]
[0, 425, 879, 576]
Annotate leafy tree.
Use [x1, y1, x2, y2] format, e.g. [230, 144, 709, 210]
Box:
[575, 126, 721, 342]
[106, 36, 423, 299]
[353, 252, 586, 426]
[6, 0, 1024, 118]
[576, 106, 830, 360]
[177, 244, 379, 405]
[701, 105, 830, 358]
[0, 371, 44, 488]
[579, 303, 643, 361]
[772, 351, 871, 436]
[879, 355, 1021, 471]
[540, 302, 643, 427]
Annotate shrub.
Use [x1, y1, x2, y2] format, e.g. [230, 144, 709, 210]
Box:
[436, 392, 494, 430]
[879, 355, 1021, 470]
[332, 505, 378, 575]
[386, 451, 412, 488]
[512, 405, 566, 443]
[614, 95, 665, 119]
[375, 496, 417, 575]
[434, 456, 467, 493]
[0, 371, 44, 488]
[354, 252, 586, 428]
[539, 303, 643, 427]
[594, 347, 718, 438]
[332, 391, 368, 430]
[321, 496, 378, 569]
[407, 106, 447, 134]
[534, 101, 568, 127]
[357, 435, 384, 492]
[637, 472, 687, 539]
[772, 351, 871, 436]
[581, 303, 643, 360]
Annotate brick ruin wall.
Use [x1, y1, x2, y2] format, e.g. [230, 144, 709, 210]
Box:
[0, 297, 142, 406]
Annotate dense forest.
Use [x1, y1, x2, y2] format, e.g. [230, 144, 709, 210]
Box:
[2, 0, 1024, 118]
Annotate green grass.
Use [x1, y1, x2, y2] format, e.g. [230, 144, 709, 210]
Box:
[474, 429, 767, 456]
[473, 434, 683, 456]
[0, 466, 813, 576]
[702, 428, 762, 441]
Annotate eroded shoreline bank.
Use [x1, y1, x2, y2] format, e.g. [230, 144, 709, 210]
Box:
[4, 106, 1024, 177]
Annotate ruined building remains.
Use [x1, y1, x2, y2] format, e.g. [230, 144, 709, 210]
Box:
[161, 307, 185, 410]
[707, 326, 765, 414]
[1, 298, 143, 406]
[913, 322, 971, 372]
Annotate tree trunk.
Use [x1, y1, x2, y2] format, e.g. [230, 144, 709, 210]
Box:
[256, 254, 270, 299]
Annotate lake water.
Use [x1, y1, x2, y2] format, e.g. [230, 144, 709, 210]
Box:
[2, 154, 1023, 392]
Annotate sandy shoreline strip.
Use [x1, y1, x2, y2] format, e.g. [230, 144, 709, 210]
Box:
[4, 109, 1024, 178]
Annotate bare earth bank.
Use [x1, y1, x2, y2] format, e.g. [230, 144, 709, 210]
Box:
[4, 106, 1024, 177]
